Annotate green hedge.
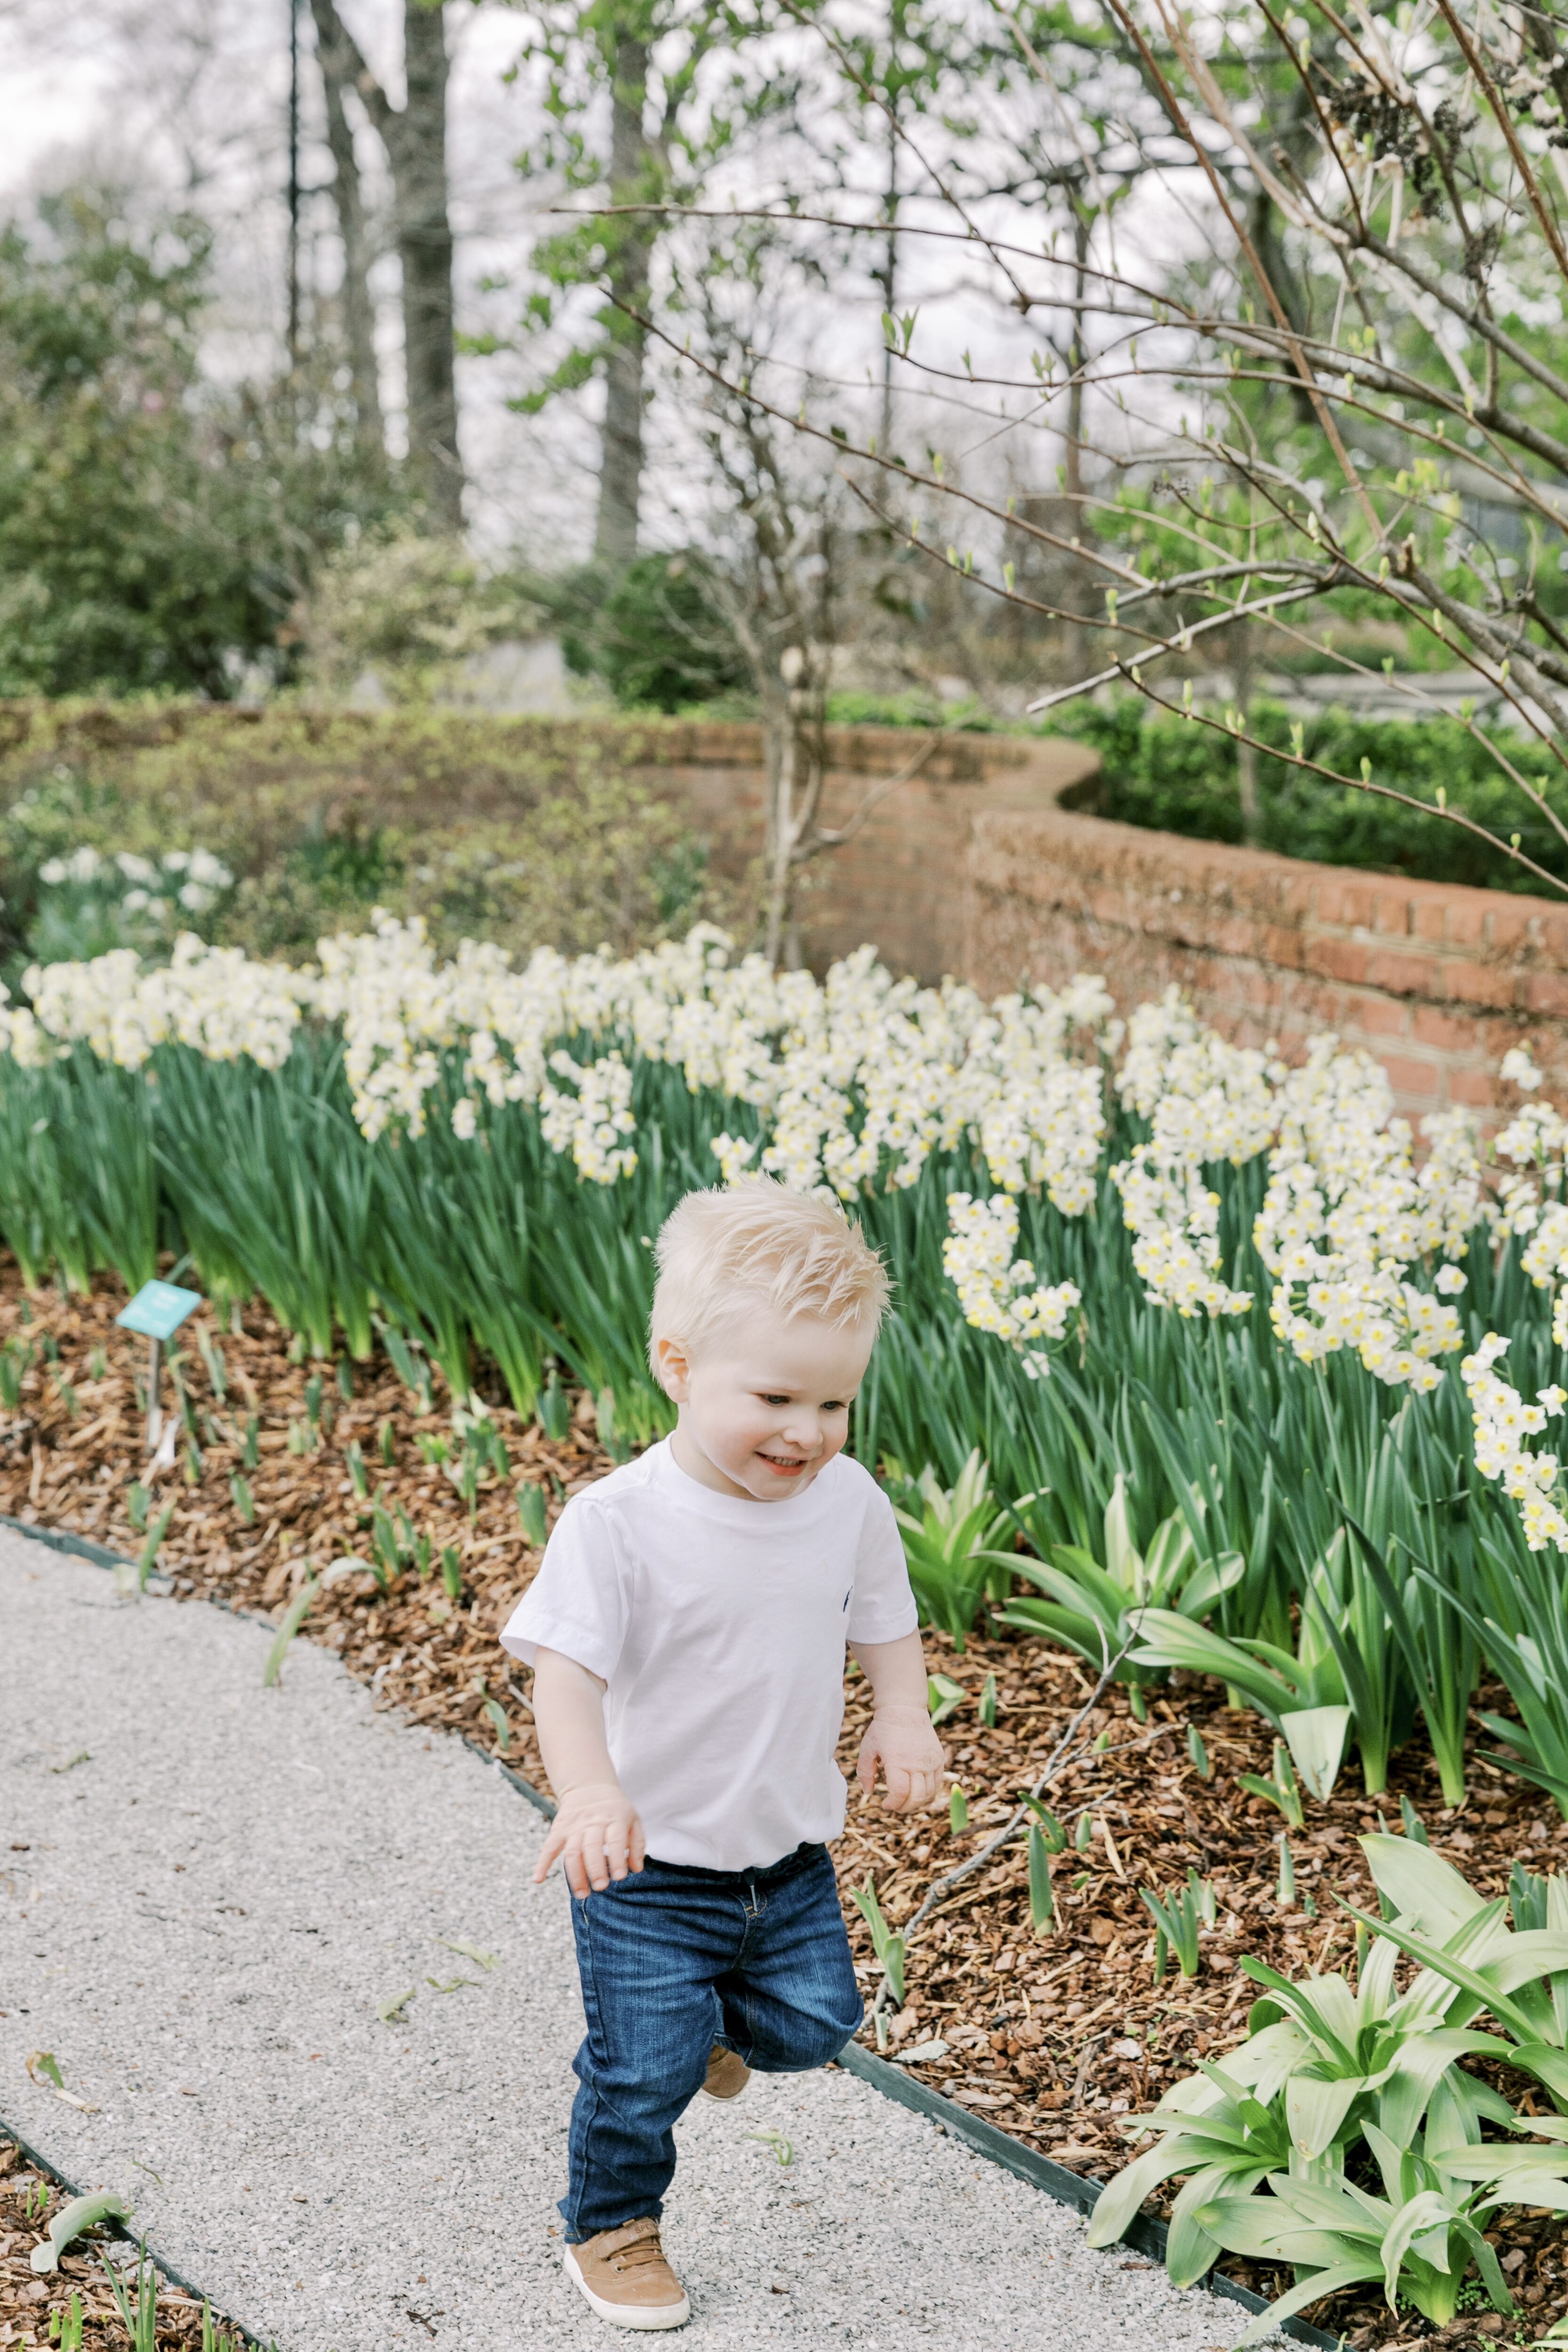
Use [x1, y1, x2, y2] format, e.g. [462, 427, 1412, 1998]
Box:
[1051, 698, 1568, 896]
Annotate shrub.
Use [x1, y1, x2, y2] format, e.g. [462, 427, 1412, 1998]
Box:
[558, 554, 748, 712]
[1052, 697, 1568, 895]
[0, 190, 389, 699]
[298, 524, 546, 702]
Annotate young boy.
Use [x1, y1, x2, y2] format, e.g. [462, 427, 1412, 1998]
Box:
[501, 1177, 944, 2330]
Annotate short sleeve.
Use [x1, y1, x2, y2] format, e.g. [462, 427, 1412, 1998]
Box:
[844, 1482, 919, 1645]
[499, 1493, 630, 1680]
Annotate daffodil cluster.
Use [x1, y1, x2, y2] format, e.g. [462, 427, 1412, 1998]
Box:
[1270, 1248, 1466, 1389]
[1522, 1210, 1568, 1351]
[1115, 986, 1281, 1164]
[1493, 1070, 1568, 1345]
[1109, 1150, 1254, 1319]
[0, 982, 48, 1068]
[21, 938, 306, 1071]
[6, 916, 1122, 1200]
[941, 1192, 1082, 1376]
[1463, 1333, 1568, 1551]
[1105, 990, 1278, 1319]
[37, 843, 232, 920]
[1254, 1039, 1483, 1275]
[538, 1051, 639, 1184]
[0, 924, 1551, 1436]
[323, 926, 1117, 1199]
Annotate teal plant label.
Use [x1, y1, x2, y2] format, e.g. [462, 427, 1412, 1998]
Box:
[116, 1281, 203, 1342]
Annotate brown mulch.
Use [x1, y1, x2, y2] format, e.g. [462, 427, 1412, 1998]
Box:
[0, 1271, 601, 1785]
[0, 2136, 244, 2349]
[3, 1268, 1567, 2349]
[836, 1638, 1568, 2346]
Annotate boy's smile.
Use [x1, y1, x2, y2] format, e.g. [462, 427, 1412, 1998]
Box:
[656, 1308, 876, 1503]
[756, 1448, 809, 1479]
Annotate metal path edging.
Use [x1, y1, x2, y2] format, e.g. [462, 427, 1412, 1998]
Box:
[0, 2112, 274, 2348]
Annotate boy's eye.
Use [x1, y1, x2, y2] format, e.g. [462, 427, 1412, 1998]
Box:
[760, 1393, 791, 1407]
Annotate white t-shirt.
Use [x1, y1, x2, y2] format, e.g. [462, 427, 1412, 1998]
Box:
[500, 1438, 917, 1871]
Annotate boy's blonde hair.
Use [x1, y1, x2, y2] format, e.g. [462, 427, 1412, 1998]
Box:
[648, 1178, 890, 1372]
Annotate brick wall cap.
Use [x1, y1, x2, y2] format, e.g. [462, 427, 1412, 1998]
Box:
[971, 804, 1568, 937]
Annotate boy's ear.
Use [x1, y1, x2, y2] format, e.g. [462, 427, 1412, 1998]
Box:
[654, 1335, 692, 1402]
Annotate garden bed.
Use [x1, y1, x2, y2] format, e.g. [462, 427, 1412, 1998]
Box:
[0, 2133, 245, 2350]
[2, 1269, 1564, 2349]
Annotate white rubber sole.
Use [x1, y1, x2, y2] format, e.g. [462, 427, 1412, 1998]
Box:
[563, 2244, 691, 2331]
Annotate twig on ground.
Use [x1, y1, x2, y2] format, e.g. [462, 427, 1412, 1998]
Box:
[869, 1639, 1135, 2024]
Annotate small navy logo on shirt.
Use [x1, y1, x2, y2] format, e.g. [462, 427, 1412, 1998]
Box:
[843, 1589, 851, 1611]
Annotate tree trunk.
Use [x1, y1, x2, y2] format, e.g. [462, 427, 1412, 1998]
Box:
[397, 0, 462, 529]
[593, 29, 653, 574]
[1234, 612, 1260, 846]
[759, 683, 796, 966]
[1055, 209, 1092, 681]
[309, 0, 386, 459]
[1247, 187, 1316, 433]
[288, 0, 303, 373]
[877, 94, 899, 458]
[303, 0, 461, 528]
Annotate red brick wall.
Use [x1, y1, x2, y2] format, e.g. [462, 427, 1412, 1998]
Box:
[964, 787, 1568, 1114]
[638, 724, 1099, 982]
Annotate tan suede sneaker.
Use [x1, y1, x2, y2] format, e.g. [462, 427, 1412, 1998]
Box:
[563, 2218, 691, 2330]
[700, 2043, 751, 2100]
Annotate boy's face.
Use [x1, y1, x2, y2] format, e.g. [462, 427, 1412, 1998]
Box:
[657, 1307, 876, 1503]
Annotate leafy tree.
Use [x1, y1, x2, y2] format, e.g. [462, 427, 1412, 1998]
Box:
[0, 190, 392, 699]
[676, 0, 1568, 887]
[1040, 0, 1568, 886]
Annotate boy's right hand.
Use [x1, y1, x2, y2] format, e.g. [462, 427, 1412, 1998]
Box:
[534, 1780, 646, 1895]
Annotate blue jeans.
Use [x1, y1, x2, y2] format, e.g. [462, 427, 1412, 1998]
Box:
[562, 1840, 862, 2242]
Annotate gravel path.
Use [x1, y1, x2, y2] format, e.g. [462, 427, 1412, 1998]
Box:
[0, 1528, 1273, 2351]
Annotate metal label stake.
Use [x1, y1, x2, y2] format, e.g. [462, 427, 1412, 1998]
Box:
[116, 1281, 204, 1456]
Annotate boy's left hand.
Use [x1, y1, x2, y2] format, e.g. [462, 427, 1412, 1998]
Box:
[856, 1705, 946, 1813]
